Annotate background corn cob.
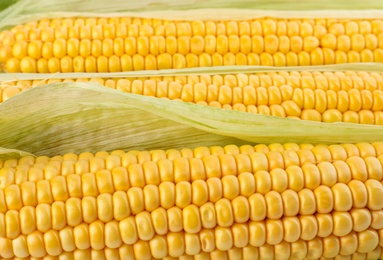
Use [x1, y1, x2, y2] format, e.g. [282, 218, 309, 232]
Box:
[2, 17, 383, 73]
[0, 143, 383, 259]
[2, 70, 383, 124]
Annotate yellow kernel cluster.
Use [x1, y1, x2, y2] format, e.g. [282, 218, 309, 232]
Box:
[3, 244, 383, 260]
[0, 142, 383, 259]
[2, 70, 383, 124]
[2, 17, 383, 72]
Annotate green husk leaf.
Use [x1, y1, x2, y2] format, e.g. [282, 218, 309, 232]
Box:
[2, 0, 383, 30]
[1, 82, 383, 159]
[2, 63, 383, 81]
[0, 148, 34, 160]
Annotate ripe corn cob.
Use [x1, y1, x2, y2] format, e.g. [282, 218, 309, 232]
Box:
[0, 143, 383, 259]
[2, 17, 383, 73]
[2, 70, 383, 124]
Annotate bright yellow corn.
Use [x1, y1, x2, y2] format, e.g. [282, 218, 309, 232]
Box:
[2, 245, 382, 260]
[0, 142, 383, 259]
[2, 70, 383, 124]
[2, 17, 383, 72]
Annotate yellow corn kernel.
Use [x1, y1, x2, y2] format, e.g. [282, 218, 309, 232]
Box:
[323, 109, 343, 123]
[246, 191, 268, 222]
[128, 188, 148, 218]
[47, 176, 68, 202]
[214, 198, 233, 228]
[166, 232, 185, 257]
[332, 183, 353, 211]
[18, 207, 35, 236]
[57, 226, 75, 253]
[264, 190, 283, 219]
[253, 170, 270, 195]
[238, 172, 255, 198]
[298, 188, 316, 215]
[300, 215, 318, 241]
[174, 182, 191, 209]
[133, 241, 150, 259]
[80, 173, 97, 197]
[214, 226, 233, 251]
[182, 204, 201, 234]
[35, 203, 52, 233]
[140, 186, 158, 213]
[346, 156, 368, 181]
[27, 231, 47, 257]
[316, 214, 334, 237]
[282, 100, 302, 117]
[44, 229, 62, 256]
[268, 168, 287, 193]
[36, 180, 53, 204]
[151, 208, 168, 238]
[266, 219, 283, 245]
[274, 242, 290, 260]
[158, 182, 175, 210]
[0, 237, 13, 258]
[12, 234, 29, 258]
[365, 179, 383, 210]
[50, 201, 66, 232]
[317, 162, 336, 186]
[143, 162, 161, 185]
[197, 229, 214, 255]
[347, 180, 368, 209]
[205, 178, 223, 203]
[350, 208, 372, 233]
[302, 164, 321, 190]
[4, 184, 22, 210]
[173, 157, 191, 183]
[119, 216, 138, 245]
[73, 223, 90, 250]
[306, 237, 323, 259]
[196, 202, 216, 231]
[285, 165, 304, 192]
[189, 181, 207, 208]
[281, 216, 300, 243]
[104, 220, 122, 249]
[226, 246, 242, 260]
[281, 189, 300, 218]
[332, 211, 353, 237]
[63, 175, 80, 199]
[66, 197, 82, 227]
[106, 163, 126, 186]
[370, 210, 383, 230]
[148, 235, 167, 259]
[290, 239, 307, 259]
[127, 164, 145, 188]
[322, 234, 340, 258]
[314, 185, 333, 214]
[258, 243, 274, 259]
[166, 206, 182, 233]
[219, 175, 239, 200]
[357, 229, 379, 253]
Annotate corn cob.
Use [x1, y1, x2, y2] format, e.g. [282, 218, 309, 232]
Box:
[2, 17, 383, 73]
[2, 70, 383, 124]
[0, 142, 383, 259]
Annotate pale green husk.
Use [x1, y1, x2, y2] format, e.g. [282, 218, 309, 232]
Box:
[0, 148, 34, 160]
[2, 0, 383, 30]
[1, 82, 383, 160]
[1, 63, 383, 82]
